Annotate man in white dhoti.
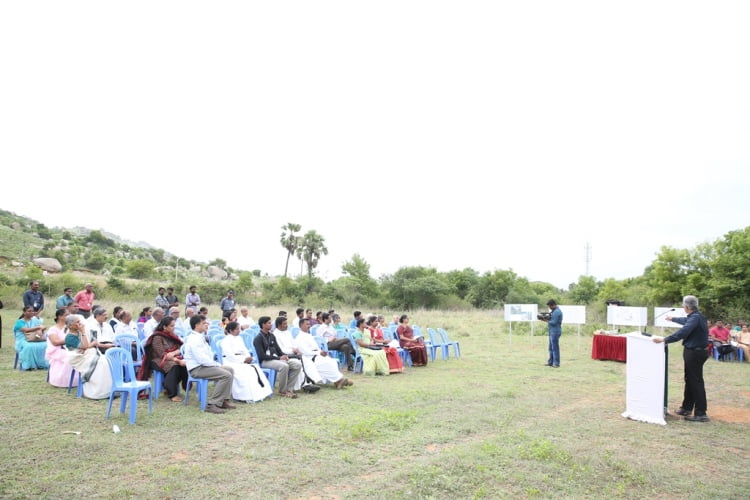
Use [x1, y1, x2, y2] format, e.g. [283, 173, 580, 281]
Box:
[274, 317, 321, 393]
[297, 318, 352, 389]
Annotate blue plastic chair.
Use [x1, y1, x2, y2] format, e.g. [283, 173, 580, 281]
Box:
[105, 347, 153, 425]
[437, 328, 461, 358]
[426, 328, 446, 361]
[114, 334, 143, 371]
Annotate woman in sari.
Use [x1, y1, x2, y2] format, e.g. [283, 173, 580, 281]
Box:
[138, 316, 187, 401]
[352, 318, 389, 376]
[14, 306, 49, 370]
[65, 314, 112, 399]
[396, 314, 428, 366]
[46, 307, 76, 386]
[368, 316, 403, 373]
[221, 321, 273, 402]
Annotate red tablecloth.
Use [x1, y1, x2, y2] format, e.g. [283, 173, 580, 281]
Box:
[591, 334, 627, 362]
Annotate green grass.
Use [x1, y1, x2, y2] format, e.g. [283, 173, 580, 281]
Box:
[1, 309, 749, 499]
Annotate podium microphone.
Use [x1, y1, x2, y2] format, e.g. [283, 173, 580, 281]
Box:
[643, 308, 676, 336]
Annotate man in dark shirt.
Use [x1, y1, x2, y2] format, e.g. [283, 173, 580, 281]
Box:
[653, 295, 710, 422]
[22, 280, 44, 313]
[253, 316, 302, 399]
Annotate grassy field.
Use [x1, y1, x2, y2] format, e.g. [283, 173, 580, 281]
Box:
[1, 308, 749, 499]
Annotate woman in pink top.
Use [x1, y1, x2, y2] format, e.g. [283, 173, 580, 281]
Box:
[46, 308, 77, 387]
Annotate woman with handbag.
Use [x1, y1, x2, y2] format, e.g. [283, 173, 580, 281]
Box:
[13, 306, 49, 370]
[352, 318, 390, 376]
[139, 316, 187, 401]
[64, 314, 112, 399]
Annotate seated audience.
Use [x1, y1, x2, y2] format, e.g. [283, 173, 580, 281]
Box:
[368, 315, 403, 373]
[296, 318, 352, 388]
[253, 316, 302, 398]
[46, 307, 76, 386]
[237, 306, 255, 331]
[138, 316, 187, 402]
[736, 324, 750, 362]
[317, 312, 355, 371]
[85, 307, 116, 351]
[221, 321, 273, 402]
[14, 306, 49, 370]
[143, 307, 165, 338]
[138, 307, 152, 324]
[352, 318, 389, 376]
[273, 316, 320, 392]
[183, 315, 235, 414]
[397, 314, 429, 366]
[64, 313, 112, 399]
[710, 320, 736, 359]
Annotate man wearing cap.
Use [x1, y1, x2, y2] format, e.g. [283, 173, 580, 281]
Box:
[541, 299, 563, 368]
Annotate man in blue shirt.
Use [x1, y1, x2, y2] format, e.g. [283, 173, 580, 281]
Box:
[653, 295, 710, 422]
[22, 280, 44, 313]
[542, 299, 563, 368]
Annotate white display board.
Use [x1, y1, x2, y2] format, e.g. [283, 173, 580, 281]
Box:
[654, 307, 687, 327]
[621, 332, 666, 425]
[504, 304, 538, 322]
[559, 305, 586, 325]
[607, 305, 648, 327]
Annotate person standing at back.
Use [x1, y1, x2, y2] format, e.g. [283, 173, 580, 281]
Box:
[74, 284, 95, 319]
[185, 285, 201, 314]
[155, 287, 170, 310]
[653, 295, 711, 422]
[542, 299, 563, 368]
[56, 287, 74, 309]
[23, 280, 45, 314]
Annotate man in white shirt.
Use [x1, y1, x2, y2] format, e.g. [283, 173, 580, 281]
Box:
[297, 318, 352, 389]
[85, 306, 116, 351]
[182, 315, 235, 414]
[143, 307, 165, 339]
[237, 306, 254, 331]
[273, 317, 320, 393]
[114, 310, 139, 336]
[317, 312, 355, 371]
[291, 308, 304, 329]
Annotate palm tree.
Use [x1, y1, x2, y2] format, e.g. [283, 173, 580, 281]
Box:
[296, 230, 328, 278]
[280, 223, 302, 278]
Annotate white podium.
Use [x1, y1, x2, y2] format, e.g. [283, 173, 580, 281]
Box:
[621, 332, 666, 425]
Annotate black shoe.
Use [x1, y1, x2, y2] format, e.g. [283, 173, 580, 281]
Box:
[552, 365, 560, 368]
[684, 414, 710, 422]
[544, 363, 553, 367]
[302, 384, 321, 393]
[674, 407, 691, 417]
[205, 404, 226, 414]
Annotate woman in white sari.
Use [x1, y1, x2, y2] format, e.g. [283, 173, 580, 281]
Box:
[221, 322, 273, 403]
[64, 313, 113, 399]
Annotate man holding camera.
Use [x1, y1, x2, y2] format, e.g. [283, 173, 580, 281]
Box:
[542, 299, 563, 368]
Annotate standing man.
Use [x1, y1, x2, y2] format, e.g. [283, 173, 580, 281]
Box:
[165, 287, 179, 309]
[542, 299, 563, 368]
[155, 287, 170, 310]
[56, 287, 74, 309]
[185, 285, 201, 314]
[22, 280, 45, 314]
[653, 295, 710, 422]
[219, 290, 236, 316]
[74, 283, 95, 319]
[183, 315, 235, 414]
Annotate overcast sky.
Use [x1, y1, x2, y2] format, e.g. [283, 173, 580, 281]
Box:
[1, 1, 748, 289]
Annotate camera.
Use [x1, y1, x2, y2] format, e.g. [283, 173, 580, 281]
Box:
[537, 312, 551, 321]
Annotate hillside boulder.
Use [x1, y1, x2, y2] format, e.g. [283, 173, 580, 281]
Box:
[206, 265, 228, 280]
[33, 257, 62, 273]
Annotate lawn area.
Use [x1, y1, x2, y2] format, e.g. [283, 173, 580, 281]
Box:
[1, 311, 749, 499]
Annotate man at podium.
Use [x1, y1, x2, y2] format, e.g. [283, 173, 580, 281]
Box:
[652, 295, 710, 422]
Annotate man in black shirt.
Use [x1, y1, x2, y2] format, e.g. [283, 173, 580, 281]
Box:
[653, 295, 710, 422]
